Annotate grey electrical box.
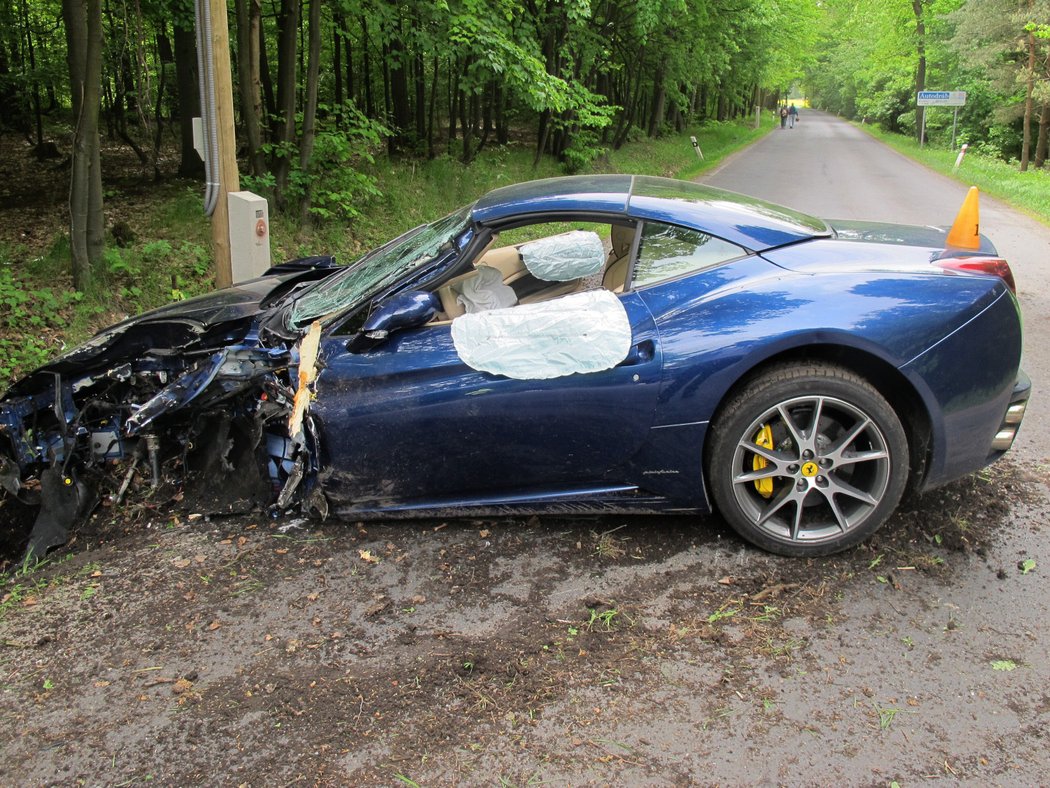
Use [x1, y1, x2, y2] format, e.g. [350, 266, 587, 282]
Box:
[228, 191, 271, 283]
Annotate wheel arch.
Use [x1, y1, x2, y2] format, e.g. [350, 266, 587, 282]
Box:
[704, 343, 933, 491]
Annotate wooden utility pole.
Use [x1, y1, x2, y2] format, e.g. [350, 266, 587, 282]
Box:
[209, 0, 240, 288]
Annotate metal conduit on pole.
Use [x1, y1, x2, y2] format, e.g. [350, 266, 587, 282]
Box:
[194, 0, 218, 216]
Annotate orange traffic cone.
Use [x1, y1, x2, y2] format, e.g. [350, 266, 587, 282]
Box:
[945, 186, 980, 251]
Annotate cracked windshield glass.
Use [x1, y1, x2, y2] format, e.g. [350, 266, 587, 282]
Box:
[288, 205, 472, 327]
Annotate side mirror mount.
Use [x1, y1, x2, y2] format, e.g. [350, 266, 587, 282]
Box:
[348, 290, 440, 352]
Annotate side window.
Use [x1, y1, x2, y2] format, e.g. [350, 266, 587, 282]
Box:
[633, 222, 746, 287]
[431, 221, 625, 322]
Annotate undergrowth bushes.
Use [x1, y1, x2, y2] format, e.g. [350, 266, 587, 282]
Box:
[0, 116, 772, 388]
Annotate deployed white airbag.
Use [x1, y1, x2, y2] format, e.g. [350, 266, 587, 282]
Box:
[454, 265, 518, 313]
[520, 230, 605, 282]
[451, 289, 631, 379]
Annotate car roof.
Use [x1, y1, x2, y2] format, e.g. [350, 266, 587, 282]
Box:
[471, 174, 830, 251]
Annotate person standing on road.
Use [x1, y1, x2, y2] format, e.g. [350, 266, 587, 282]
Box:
[788, 104, 797, 129]
[780, 106, 788, 129]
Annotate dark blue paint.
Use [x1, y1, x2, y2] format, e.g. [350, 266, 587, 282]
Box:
[1, 175, 1027, 528]
[313, 293, 663, 505]
[308, 177, 1024, 513]
[471, 174, 828, 251]
[472, 175, 633, 224]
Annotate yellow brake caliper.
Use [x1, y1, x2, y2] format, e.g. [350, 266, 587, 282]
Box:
[753, 424, 774, 498]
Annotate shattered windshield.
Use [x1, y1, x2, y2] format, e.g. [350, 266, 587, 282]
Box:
[288, 205, 473, 327]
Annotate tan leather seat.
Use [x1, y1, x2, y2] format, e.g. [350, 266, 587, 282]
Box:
[475, 244, 526, 281]
[603, 224, 635, 292]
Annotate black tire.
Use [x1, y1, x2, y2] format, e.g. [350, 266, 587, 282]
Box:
[706, 363, 908, 557]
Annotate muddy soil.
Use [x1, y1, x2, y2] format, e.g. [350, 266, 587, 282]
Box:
[1, 459, 1048, 786]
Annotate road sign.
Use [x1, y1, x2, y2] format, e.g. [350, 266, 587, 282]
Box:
[917, 91, 967, 107]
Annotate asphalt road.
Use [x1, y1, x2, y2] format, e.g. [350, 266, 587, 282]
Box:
[697, 109, 1050, 782]
[704, 109, 1050, 459]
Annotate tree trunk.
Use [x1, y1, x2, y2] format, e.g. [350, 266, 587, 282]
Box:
[151, 31, 167, 180]
[1021, 29, 1036, 172]
[1035, 102, 1050, 169]
[460, 88, 471, 164]
[414, 49, 425, 142]
[297, 0, 321, 224]
[495, 80, 507, 145]
[333, 11, 342, 110]
[361, 16, 374, 117]
[648, 66, 666, 136]
[344, 23, 354, 107]
[427, 54, 438, 159]
[173, 19, 203, 178]
[258, 17, 275, 119]
[387, 29, 412, 152]
[62, 0, 104, 291]
[171, 20, 201, 178]
[447, 56, 457, 147]
[235, 0, 265, 176]
[272, 0, 299, 207]
[534, 109, 550, 165]
[20, 0, 43, 145]
[669, 100, 682, 132]
[912, 0, 927, 142]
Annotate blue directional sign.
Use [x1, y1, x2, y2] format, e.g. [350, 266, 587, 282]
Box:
[917, 91, 967, 106]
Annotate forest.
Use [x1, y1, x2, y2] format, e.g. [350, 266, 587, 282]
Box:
[807, 0, 1050, 167]
[0, 0, 1048, 296]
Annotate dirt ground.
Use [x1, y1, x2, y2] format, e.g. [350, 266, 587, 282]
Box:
[1, 457, 1048, 786]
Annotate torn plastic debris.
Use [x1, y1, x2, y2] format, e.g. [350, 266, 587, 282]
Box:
[519, 231, 605, 282]
[278, 321, 322, 511]
[288, 321, 321, 439]
[25, 468, 98, 559]
[450, 289, 631, 379]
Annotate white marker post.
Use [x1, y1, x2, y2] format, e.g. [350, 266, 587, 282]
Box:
[690, 135, 704, 160]
[953, 143, 969, 172]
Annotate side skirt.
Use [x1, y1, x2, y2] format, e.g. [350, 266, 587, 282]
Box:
[334, 486, 702, 520]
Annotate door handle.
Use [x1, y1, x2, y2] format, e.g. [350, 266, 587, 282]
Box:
[618, 339, 656, 367]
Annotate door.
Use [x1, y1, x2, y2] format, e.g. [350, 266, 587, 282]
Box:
[312, 292, 663, 507]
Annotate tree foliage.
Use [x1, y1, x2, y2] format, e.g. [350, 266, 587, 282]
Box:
[2, 0, 830, 286]
[807, 0, 1050, 168]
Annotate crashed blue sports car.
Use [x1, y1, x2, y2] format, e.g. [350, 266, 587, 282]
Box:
[0, 175, 1029, 558]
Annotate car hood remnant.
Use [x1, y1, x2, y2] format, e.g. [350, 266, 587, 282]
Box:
[450, 290, 632, 379]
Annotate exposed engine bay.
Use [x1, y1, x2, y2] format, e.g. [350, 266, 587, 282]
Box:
[0, 261, 340, 561]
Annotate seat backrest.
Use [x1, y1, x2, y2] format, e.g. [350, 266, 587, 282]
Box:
[475, 244, 525, 280]
[609, 224, 633, 261]
[603, 224, 635, 292]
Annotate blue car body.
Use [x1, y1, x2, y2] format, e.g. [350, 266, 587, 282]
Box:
[0, 175, 1028, 557]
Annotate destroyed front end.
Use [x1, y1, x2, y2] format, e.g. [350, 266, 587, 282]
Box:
[0, 264, 336, 563]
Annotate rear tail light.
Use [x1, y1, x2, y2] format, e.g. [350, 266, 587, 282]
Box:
[935, 256, 1016, 294]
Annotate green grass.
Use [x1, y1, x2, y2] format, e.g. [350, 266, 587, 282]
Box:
[0, 114, 773, 388]
[857, 124, 1050, 225]
[603, 115, 774, 180]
